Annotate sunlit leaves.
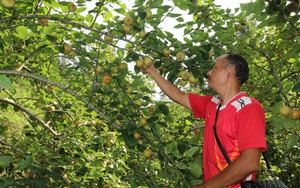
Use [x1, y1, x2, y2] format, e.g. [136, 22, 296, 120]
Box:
[44, 23, 59, 35]
[16, 26, 31, 40]
[85, 13, 94, 23]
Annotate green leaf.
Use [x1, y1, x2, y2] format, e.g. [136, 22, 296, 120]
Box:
[3, 35, 14, 44]
[188, 162, 202, 178]
[176, 162, 188, 169]
[30, 164, 44, 174]
[173, 149, 183, 159]
[158, 104, 169, 115]
[292, 80, 300, 92]
[165, 143, 174, 154]
[85, 13, 94, 23]
[104, 11, 113, 21]
[0, 75, 13, 89]
[271, 101, 284, 114]
[139, 19, 145, 29]
[138, 11, 146, 20]
[287, 134, 297, 150]
[126, 52, 139, 61]
[296, 36, 300, 44]
[168, 13, 182, 18]
[117, 49, 125, 58]
[17, 156, 33, 168]
[44, 23, 59, 35]
[131, 78, 144, 87]
[0, 156, 13, 163]
[0, 160, 9, 168]
[48, 170, 63, 180]
[282, 118, 296, 129]
[16, 26, 30, 39]
[185, 146, 199, 158]
[134, 65, 141, 74]
[0, 176, 14, 186]
[125, 122, 137, 130]
[126, 137, 138, 148]
[253, 0, 265, 15]
[292, 60, 300, 70]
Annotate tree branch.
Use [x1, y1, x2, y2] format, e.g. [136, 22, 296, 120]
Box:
[0, 15, 163, 54]
[0, 97, 59, 136]
[0, 70, 120, 129]
[0, 138, 26, 154]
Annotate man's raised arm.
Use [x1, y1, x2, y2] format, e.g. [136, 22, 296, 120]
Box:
[141, 64, 191, 110]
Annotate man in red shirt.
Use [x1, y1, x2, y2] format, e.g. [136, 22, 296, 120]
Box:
[141, 53, 267, 188]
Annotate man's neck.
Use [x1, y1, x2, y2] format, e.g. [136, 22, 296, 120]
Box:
[219, 88, 242, 106]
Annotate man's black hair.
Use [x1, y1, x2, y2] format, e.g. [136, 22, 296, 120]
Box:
[225, 52, 249, 85]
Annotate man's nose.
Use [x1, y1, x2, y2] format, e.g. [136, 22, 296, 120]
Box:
[207, 70, 211, 77]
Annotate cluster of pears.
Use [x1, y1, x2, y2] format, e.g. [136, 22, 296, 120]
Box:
[37, 3, 77, 26]
[279, 105, 300, 120]
[177, 70, 199, 85]
[62, 43, 76, 59]
[122, 8, 152, 35]
[94, 62, 127, 85]
[135, 56, 154, 70]
[105, 9, 151, 44]
[133, 132, 152, 158]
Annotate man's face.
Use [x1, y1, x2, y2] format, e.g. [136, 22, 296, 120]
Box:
[207, 55, 233, 89]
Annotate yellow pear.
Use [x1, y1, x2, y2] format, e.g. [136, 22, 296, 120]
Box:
[0, 0, 14, 8]
[134, 99, 143, 106]
[176, 52, 185, 61]
[145, 9, 152, 19]
[139, 30, 147, 38]
[136, 59, 144, 68]
[143, 149, 152, 158]
[122, 24, 132, 34]
[289, 109, 300, 120]
[95, 65, 102, 74]
[149, 105, 156, 112]
[140, 117, 147, 126]
[235, 24, 243, 31]
[68, 3, 77, 12]
[125, 86, 133, 94]
[38, 19, 48, 26]
[134, 132, 141, 139]
[104, 35, 113, 42]
[63, 43, 72, 54]
[124, 15, 133, 26]
[163, 48, 171, 57]
[143, 57, 153, 67]
[279, 105, 290, 117]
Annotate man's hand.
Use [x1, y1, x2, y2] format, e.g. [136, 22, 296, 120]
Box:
[140, 63, 155, 74]
[199, 148, 261, 188]
[139, 62, 191, 110]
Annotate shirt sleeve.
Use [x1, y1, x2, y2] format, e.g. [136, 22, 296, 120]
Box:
[188, 93, 213, 118]
[236, 101, 267, 152]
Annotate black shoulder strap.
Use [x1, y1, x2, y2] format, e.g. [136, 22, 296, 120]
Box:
[212, 103, 232, 164]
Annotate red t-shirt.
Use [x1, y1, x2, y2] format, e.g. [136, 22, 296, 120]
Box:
[188, 92, 267, 188]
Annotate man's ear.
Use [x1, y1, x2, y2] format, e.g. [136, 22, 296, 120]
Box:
[227, 66, 235, 77]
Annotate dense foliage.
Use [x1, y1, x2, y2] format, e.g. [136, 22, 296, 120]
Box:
[0, 0, 299, 187]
